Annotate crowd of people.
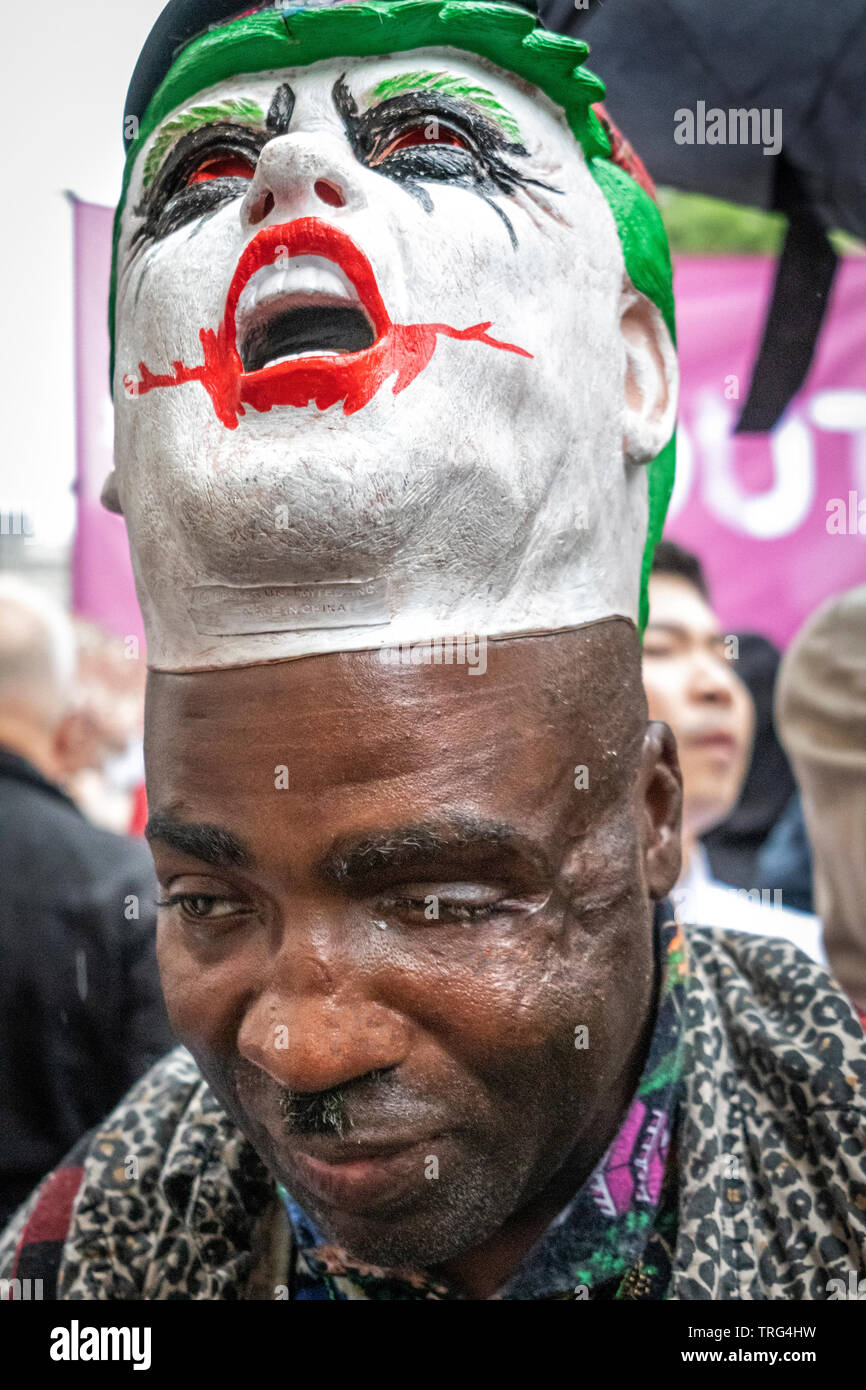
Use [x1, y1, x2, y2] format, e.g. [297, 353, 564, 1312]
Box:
[644, 543, 866, 1024]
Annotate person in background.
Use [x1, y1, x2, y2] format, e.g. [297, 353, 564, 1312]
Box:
[755, 792, 815, 916]
[0, 578, 173, 1226]
[643, 542, 824, 963]
[702, 633, 814, 913]
[65, 618, 148, 836]
[776, 585, 866, 1022]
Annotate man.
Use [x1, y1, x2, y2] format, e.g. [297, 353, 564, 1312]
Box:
[2, 0, 864, 1301]
[703, 631, 810, 909]
[0, 580, 173, 1226]
[643, 541, 825, 964]
[64, 617, 149, 835]
[777, 586, 866, 1020]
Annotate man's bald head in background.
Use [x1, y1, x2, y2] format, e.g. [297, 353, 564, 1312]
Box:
[0, 580, 78, 781]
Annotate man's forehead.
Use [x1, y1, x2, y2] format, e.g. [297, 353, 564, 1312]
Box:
[647, 575, 722, 640]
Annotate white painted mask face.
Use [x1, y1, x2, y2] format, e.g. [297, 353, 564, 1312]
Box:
[111, 49, 677, 670]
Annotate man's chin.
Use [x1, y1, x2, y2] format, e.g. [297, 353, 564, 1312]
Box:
[278, 1146, 513, 1272]
[199, 1063, 518, 1272]
[295, 1189, 506, 1273]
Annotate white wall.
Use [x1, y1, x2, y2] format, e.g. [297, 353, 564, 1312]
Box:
[0, 0, 165, 549]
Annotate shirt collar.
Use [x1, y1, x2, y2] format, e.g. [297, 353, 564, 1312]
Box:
[497, 905, 687, 1299]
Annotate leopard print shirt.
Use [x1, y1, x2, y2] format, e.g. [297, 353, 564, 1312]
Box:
[1, 925, 864, 1299]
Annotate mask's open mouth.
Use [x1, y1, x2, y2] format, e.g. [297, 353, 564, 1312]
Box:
[235, 254, 378, 373]
[124, 217, 532, 427]
[240, 305, 377, 372]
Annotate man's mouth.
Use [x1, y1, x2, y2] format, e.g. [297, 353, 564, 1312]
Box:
[688, 729, 739, 754]
[124, 216, 532, 427]
[286, 1133, 441, 1213]
[235, 256, 377, 373]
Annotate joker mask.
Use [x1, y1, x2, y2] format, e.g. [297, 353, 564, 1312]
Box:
[108, 7, 678, 670]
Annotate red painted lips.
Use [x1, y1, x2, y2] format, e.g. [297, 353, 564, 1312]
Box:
[124, 217, 532, 427]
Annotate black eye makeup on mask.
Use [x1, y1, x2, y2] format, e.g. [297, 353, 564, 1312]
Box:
[131, 122, 267, 249]
[130, 74, 561, 255]
[334, 76, 561, 248]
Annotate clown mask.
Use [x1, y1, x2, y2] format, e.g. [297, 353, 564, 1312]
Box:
[109, 27, 677, 670]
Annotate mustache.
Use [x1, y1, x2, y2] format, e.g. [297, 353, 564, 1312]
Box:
[278, 1069, 391, 1138]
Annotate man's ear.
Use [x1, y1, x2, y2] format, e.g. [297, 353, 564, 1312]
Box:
[620, 279, 678, 466]
[638, 720, 682, 899]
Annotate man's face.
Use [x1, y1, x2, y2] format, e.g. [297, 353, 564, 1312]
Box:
[642, 574, 754, 838]
[112, 49, 661, 670]
[145, 623, 679, 1268]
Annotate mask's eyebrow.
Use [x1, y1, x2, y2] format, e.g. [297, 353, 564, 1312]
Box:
[142, 98, 266, 188]
[145, 811, 251, 869]
[320, 814, 551, 888]
[362, 70, 524, 144]
[266, 82, 295, 137]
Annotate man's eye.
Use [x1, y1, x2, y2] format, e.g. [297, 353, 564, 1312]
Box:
[186, 153, 257, 185]
[378, 123, 470, 159]
[375, 888, 513, 927]
[386, 899, 501, 926]
[643, 635, 678, 657]
[157, 893, 248, 921]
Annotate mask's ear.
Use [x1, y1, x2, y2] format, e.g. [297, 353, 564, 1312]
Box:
[101, 469, 123, 515]
[620, 278, 678, 466]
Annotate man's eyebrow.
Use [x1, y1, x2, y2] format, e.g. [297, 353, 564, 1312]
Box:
[363, 70, 524, 143]
[646, 621, 726, 646]
[321, 814, 549, 886]
[145, 811, 251, 868]
[142, 98, 266, 187]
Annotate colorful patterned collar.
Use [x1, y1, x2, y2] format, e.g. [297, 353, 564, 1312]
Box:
[278, 905, 688, 1300]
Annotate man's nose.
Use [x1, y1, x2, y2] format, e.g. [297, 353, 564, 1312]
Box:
[237, 929, 410, 1094]
[240, 133, 363, 230]
[691, 649, 735, 704]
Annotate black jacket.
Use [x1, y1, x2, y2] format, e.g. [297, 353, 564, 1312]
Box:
[0, 748, 173, 1224]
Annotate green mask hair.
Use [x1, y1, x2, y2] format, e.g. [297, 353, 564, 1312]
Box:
[112, 0, 676, 633]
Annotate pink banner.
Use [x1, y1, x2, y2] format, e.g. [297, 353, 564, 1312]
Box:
[71, 202, 866, 651]
[668, 256, 866, 647]
[71, 197, 144, 647]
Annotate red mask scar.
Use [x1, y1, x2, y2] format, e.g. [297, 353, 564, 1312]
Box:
[123, 218, 533, 428]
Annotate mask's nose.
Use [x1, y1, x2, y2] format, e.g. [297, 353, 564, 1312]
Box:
[240, 133, 362, 231]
